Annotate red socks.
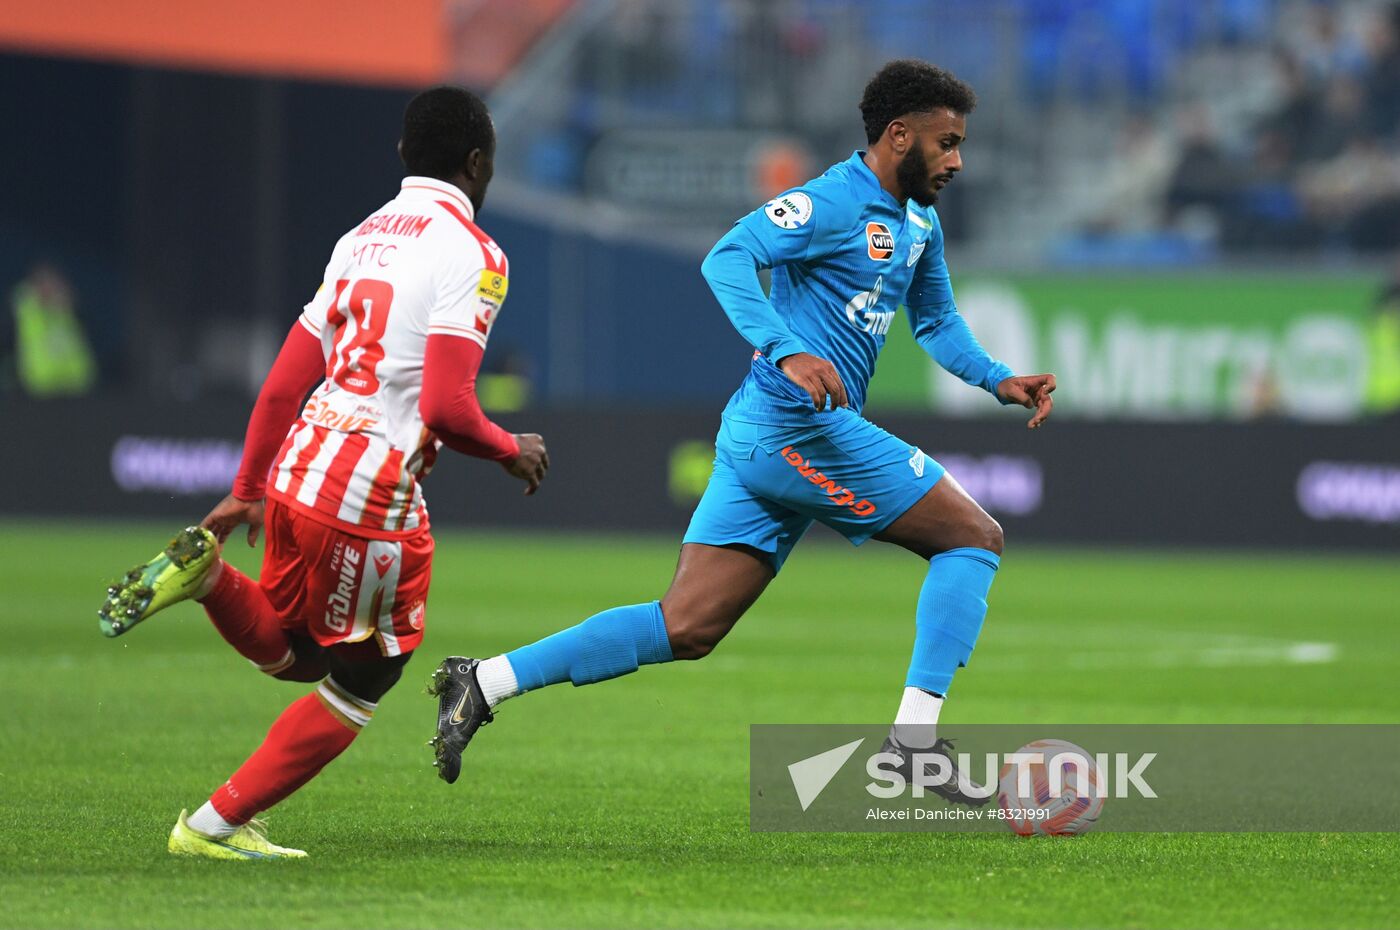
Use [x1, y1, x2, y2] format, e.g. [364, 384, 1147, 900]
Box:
[208, 683, 373, 825]
[200, 567, 380, 824]
[200, 563, 294, 673]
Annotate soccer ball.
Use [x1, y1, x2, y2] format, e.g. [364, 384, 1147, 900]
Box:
[997, 738, 1104, 836]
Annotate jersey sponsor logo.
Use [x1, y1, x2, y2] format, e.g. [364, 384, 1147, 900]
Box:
[324, 544, 362, 633]
[907, 240, 926, 267]
[351, 242, 397, 267]
[867, 222, 894, 261]
[908, 447, 926, 478]
[845, 275, 893, 336]
[354, 213, 433, 238]
[764, 191, 813, 229]
[780, 446, 877, 517]
[302, 397, 380, 433]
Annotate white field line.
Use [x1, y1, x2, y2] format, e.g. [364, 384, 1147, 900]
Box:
[712, 624, 1342, 673]
[976, 626, 1339, 671]
[976, 641, 1338, 671]
[29, 627, 1341, 675]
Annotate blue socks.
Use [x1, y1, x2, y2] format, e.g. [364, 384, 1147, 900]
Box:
[498, 551, 996, 699]
[505, 601, 674, 692]
[906, 547, 1000, 695]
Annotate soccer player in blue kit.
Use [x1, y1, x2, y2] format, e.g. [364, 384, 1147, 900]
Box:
[429, 60, 1056, 801]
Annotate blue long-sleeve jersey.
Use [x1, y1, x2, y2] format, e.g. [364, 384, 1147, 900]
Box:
[701, 151, 1014, 425]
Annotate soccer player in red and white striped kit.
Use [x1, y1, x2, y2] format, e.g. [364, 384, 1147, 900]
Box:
[98, 86, 547, 859]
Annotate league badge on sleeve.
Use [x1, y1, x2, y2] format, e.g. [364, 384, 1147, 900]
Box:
[475, 272, 507, 335]
[477, 272, 508, 304]
[764, 192, 813, 229]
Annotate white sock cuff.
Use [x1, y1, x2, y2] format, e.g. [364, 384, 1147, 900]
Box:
[186, 801, 239, 839]
[892, 687, 944, 748]
[477, 655, 520, 708]
[253, 648, 295, 675]
[317, 678, 376, 728]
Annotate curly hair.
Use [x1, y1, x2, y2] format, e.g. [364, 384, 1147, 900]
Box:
[400, 85, 494, 180]
[859, 60, 977, 144]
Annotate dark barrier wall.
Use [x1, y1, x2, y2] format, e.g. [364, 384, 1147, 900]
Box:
[0, 53, 754, 404]
[6, 398, 1399, 549]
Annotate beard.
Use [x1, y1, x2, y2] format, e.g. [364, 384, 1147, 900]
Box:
[897, 142, 941, 206]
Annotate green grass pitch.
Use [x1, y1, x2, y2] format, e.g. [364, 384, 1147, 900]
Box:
[1, 520, 1397, 928]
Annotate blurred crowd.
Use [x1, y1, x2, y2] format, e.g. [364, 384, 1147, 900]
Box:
[1081, 1, 1400, 254]
[7, 0, 1400, 405]
[509, 0, 1400, 259]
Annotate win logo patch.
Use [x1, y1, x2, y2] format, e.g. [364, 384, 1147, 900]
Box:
[866, 222, 894, 261]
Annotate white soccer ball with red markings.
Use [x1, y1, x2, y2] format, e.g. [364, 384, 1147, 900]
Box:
[997, 738, 1104, 836]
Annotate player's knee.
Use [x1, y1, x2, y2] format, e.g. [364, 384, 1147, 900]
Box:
[272, 660, 328, 682]
[327, 652, 412, 703]
[925, 515, 1002, 559]
[669, 630, 719, 660]
[662, 610, 726, 661]
[269, 636, 329, 682]
[979, 517, 1005, 556]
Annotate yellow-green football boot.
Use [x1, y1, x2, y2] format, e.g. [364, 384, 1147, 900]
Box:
[168, 809, 307, 860]
[98, 526, 219, 637]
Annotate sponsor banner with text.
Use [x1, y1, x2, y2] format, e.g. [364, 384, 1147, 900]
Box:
[868, 273, 1394, 422]
[4, 399, 1398, 548]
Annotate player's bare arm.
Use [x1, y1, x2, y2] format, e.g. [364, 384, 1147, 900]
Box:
[503, 433, 549, 495]
[201, 495, 265, 547]
[997, 373, 1057, 429]
[777, 352, 850, 410]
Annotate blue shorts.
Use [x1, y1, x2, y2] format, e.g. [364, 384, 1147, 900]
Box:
[682, 409, 946, 572]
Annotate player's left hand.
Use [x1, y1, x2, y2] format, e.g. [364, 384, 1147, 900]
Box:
[201, 494, 265, 547]
[997, 374, 1057, 429]
[503, 433, 549, 496]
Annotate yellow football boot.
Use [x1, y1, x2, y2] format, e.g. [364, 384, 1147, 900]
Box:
[98, 526, 218, 637]
[167, 809, 307, 860]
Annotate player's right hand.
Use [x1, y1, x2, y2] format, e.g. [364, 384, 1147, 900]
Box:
[778, 353, 849, 411]
[503, 433, 548, 496]
[997, 373, 1057, 429]
[201, 493, 264, 547]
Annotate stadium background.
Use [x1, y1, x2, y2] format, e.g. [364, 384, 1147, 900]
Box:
[3, 0, 1398, 549]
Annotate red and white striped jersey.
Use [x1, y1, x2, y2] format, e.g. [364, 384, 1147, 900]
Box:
[268, 176, 509, 539]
